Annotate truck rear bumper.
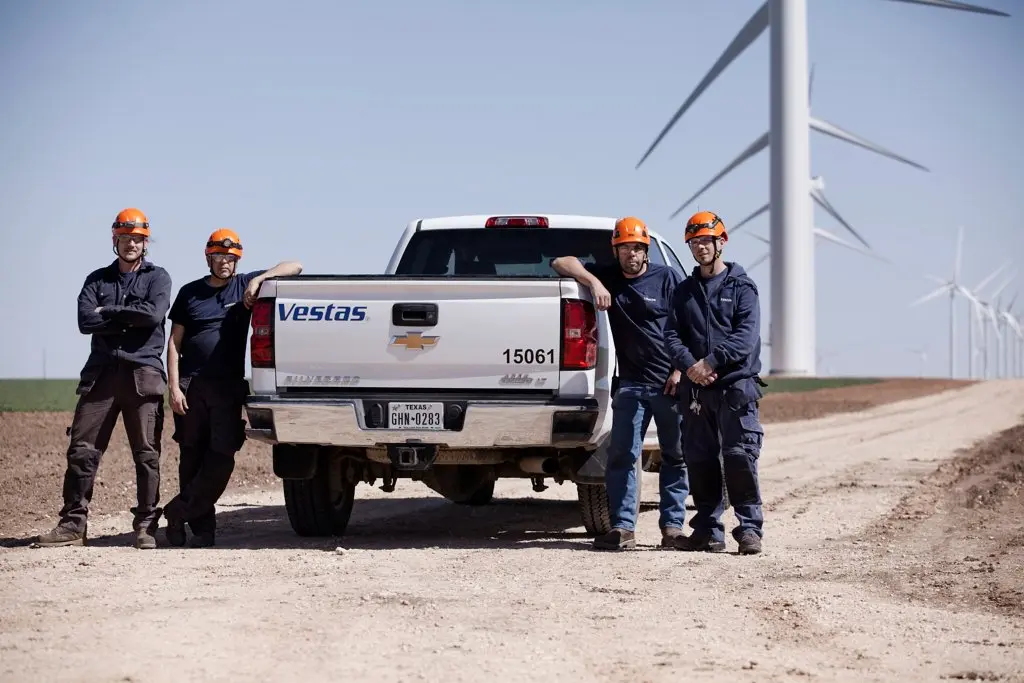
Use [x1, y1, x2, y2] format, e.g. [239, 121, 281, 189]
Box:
[243, 395, 600, 448]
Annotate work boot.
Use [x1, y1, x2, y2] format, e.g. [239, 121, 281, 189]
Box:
[592, 528, 636, 551]
[164, 515, 186, 548]
[675, 532, 726, 553]
[36, 523, 86, 547]
[135, 529, 157, 550]
[737, 530, 762, 555]
[660, 526, 686, 548]
[189, 531, 215, 548]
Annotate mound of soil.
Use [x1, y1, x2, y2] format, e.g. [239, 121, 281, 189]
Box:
[872, 421, 1024, 619]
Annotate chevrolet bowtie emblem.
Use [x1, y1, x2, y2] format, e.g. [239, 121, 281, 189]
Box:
[390, 332, 440, 351]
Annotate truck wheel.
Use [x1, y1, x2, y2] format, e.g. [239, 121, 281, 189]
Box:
[576, 483, 611, 535]
[576, 455, 644, 536]
[282, 450, 355, 537]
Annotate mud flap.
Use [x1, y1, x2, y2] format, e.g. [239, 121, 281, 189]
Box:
[274, 444, 319, 480]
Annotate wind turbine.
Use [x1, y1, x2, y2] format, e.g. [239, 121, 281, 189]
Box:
[739, 173, 892, 271]
[909, 225, 981, 378]
[966, 262, 1009, 378]
[959, 262, 1008, 378]
[974, 275, 1011, 378]
[998, 294, 1022, 377]
[990, 277, 1017, 377]
[633, 0, 1010, 378]
[908, 346, 928, 377]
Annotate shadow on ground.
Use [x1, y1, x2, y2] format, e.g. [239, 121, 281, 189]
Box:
[3, 497, 668, 553]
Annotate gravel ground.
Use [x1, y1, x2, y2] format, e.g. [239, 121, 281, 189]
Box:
[0, 378, 1021, 682]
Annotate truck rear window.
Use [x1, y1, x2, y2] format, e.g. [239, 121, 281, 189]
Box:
[395, 227, 665, 276]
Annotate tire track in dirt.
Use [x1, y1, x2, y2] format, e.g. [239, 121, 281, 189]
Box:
[1, 381, 1023, 683]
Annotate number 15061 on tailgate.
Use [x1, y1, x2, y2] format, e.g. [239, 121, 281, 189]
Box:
[389, 402, 445, 430]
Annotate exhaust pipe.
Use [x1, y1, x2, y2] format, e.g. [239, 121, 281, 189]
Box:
[519, 456, 558, 475]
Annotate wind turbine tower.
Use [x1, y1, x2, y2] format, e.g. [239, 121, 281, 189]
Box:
[635, 0, 1009, 377]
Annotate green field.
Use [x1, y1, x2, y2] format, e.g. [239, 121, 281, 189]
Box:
[758, 376, 881, 394]
[0, 376, 884, 412]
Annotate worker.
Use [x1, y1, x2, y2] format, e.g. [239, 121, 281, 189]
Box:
[552, 216, 689, 551]
[162, 229, 302, 547]
[36, 208, 173, 550]
[664, 211, 765, 555]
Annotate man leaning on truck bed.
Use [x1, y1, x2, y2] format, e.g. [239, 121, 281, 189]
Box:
[162, 228, 302, 548]
[552, 216, 689, 551]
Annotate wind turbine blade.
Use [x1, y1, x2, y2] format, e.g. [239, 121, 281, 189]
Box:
[973, 261, 1009, 294]
[669, 132, 770, 219]
[635, 2, 770, 169]
[881, 0, 1010, 17]
[809, 63, 816, 106]
[813, 227, 891, 264]
[731, 202, 770, 234]
[925, 274, 948, 286]
[955, 283, 979, 305]
[809, 184, 872, 249]
[809, 116, 930, 172]
[910, 284, 953, 307]
[748, 252, 770, 271]
[990, 274, 1015, 301]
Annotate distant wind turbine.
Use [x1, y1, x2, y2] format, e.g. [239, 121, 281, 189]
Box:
[633, 0, 1009, 378]
[966, 262, 1009, 378]
[909, 225, 985, 378]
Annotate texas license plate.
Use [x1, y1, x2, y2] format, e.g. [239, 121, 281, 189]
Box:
[388, 402, 445, 430]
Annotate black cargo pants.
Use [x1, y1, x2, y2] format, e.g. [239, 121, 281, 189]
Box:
[60, 363, 166, 533]
[164, 375, 248, 535]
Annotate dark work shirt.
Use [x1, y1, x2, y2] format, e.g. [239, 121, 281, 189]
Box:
[77, 259, 172, 384]
[169, 270, 265, 381]
[583, 261, 683, 387]
[664, 261, 763, 390]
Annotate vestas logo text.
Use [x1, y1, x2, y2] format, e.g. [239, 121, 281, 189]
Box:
[279, 303, 367, 322]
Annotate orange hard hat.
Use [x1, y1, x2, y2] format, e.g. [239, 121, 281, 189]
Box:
[685, 211, 727, 242]
[112, 208, 150, 237]
[611, 216, 650, 247]
[205, 228, 243, 259]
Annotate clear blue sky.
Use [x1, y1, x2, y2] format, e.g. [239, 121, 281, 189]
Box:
[1, 0, 1021, 379]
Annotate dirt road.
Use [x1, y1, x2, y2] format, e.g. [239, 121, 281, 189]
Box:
[2, 379, 1023, 682]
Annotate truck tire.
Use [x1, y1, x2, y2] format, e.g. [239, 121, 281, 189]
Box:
[282, 451, 356, 537]
[577, 483, 611, 535]
[576, 456, 644, 536]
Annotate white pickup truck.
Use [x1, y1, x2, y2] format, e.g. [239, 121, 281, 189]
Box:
[243, 214, 690, 538]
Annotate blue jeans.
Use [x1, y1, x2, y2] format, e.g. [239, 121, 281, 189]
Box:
[681, 377, 764, 542]
[605, 380, 689, 532]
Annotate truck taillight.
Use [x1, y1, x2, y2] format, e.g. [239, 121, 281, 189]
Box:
[561, 298, 597, 370]
[250, 298, 275, 369]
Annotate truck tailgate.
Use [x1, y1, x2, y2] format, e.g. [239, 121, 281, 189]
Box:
[271, 278, 566, 392]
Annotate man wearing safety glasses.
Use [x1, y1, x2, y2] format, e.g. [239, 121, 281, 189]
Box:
[664, 211, 766, 555]
[36, 208, 173, 550]
[162, 229, 302, 547]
